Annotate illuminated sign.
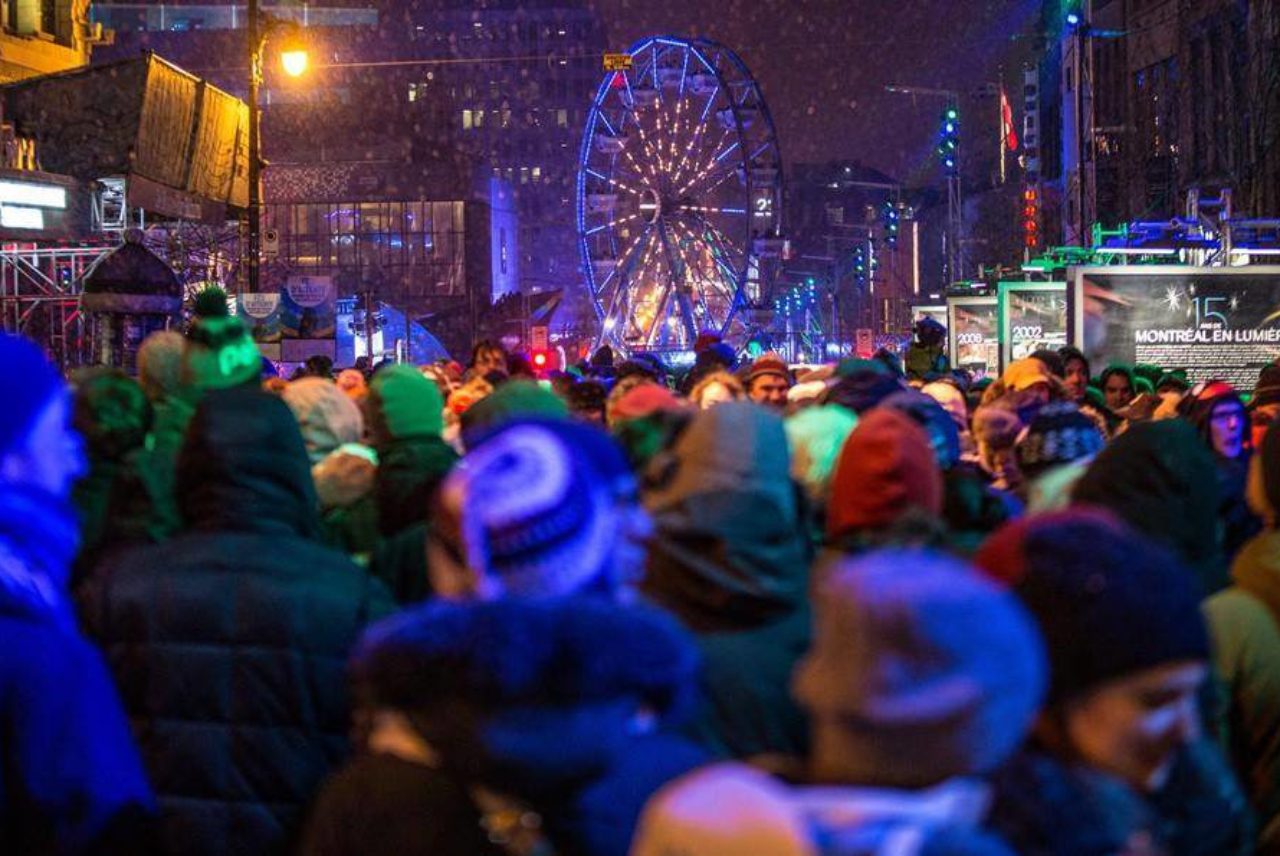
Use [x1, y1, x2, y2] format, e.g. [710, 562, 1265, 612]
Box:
[0, 205, 44, 229]
[603, 53, 634, 71]
[0, 181, 65, 209]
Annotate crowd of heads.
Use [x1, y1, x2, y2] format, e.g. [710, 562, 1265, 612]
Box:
[2, 302, 1279, 855]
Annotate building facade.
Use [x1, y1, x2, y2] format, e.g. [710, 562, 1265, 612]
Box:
[1050, 0, 1279, 240]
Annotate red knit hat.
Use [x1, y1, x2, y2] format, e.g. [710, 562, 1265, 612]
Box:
[827, 408, 943, 537]
[611, 382, 684, 423]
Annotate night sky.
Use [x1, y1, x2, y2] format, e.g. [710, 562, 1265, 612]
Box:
[591, 0, 1043, 182]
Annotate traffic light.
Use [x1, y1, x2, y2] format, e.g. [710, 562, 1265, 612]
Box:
[531, 350, 550, 370]
[882, 201, 900, 248]
[938, 107, 960, 175]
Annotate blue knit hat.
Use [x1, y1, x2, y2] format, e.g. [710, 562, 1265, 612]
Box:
[436, 418, 644, 597]
[0, 334, 65, 457]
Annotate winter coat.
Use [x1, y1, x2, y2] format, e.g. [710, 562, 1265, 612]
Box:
[1207, 529, 1280, 853]
[641, 403, 813, 759]
[368, 521, 432, 605]
[134, 392, 196, 541]
[0, 483, 154, 854]
[312, 446, 381, 560]
[353, 596, 708, 856]
[1216, 455, 1262, 566]
[631, 763, 1015, 856]
[84, 388, 396, 856]
[988, 740, 1251, 856]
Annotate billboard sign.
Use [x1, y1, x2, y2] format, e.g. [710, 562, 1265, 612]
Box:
[998, 281, 1067, 370]
[947, 295, 999, 379]
[1069, 266, 1280, 389]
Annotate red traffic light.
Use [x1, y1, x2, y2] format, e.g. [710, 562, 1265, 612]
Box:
[532, 351, 548, 368]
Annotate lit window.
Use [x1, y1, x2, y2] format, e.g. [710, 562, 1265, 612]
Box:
[556, 109, 568, 127]
[462, 109, 473, 129]
[532, 167, 542, 181]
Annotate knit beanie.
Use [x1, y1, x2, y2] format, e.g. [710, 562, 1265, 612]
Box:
[610, 382, 684, 424]
[794, 550, 1046, 786]
[282, 377, 365, 463]
[367, 364, 445, 445]
[746, 353, 791, 388]
[974, 509, 1209, 705]
[784, 405, 858, 504]
[71, 370, 152, 461]
[460, 379, 568, 446]
[437, 419, 641, 598]
[827, 408, 943, 538]
[1016, 401, 1105, 481]
[1178, 380, 1245, 448]
[136, 330, 186, 402]
[181, 288, 261, 392]
[0, 333, 66, 458]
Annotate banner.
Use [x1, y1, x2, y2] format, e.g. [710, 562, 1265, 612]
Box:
[948, 295, 999, 378]
[1070, 266, 1280, 389]
[280, 275, 336, 339]
[237, 292, 281, 343]
[999, 281, 1067, 370]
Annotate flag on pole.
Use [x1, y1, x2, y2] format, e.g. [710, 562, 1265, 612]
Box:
[1001, 86, 1019, 151]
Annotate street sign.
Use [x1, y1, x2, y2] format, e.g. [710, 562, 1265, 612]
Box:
[855, 328, 874, 357]
[603, 53, 634, 72]
[530, 324, 549, 351]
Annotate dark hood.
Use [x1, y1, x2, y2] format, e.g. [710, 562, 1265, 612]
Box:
[1072, 419, 1225, 593]
[176, 386, 321, 538]
[641, 402, 811, 631]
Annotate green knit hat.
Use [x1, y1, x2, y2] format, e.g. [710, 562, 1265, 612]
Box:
[182, 287, 261, 391]
[368, 364, 445, 443]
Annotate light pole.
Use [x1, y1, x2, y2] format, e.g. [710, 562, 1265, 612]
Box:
[246, 0, 307, 293]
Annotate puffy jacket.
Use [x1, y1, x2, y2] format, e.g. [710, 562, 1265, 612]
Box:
[85, 388, 395, 856]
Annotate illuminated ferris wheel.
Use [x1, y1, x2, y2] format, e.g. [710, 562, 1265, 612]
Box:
[577, 36, 783, 353]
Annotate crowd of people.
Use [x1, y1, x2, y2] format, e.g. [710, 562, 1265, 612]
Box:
[4, 294, 1280, 855]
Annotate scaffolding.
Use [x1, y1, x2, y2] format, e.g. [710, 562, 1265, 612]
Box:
[0, 242, 117, 369]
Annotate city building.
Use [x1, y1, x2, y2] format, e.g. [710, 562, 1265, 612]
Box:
[0, 0, 109, 82]
[92, 0, 608, 318]
[1049, 0, 1279, 241]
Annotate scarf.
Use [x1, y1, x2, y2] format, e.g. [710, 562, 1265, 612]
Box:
[0, 482, 80, 629]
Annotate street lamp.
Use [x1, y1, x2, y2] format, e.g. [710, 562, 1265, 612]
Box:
[246, 0, 308, 293]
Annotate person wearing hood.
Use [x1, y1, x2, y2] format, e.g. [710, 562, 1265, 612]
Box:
[366, 365, 459, 538]
[631, 550, 1046, 856]
[1180, 380, 1261, 563]
[84, 387, 395, 856]
[976, 510, 1251, 856]
[824, 407, 946, 556]
[283, 377, 379, 559]
[1072, 418, 1227, 594]
[821, 358, 905, 414]
[641, 402, 813, 759]
[307, 597, 706, 856]
[1205, 419, 1280, 853]
[0, 334, 155, 855]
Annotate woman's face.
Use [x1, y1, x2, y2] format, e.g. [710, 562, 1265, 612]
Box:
[1210, 401, 1246, 460]
[1064, 358, 1089, 402]
[1103, 373, 1134, 412]
[699, 382, 736, 409]
[0, 394, 86, 499]
[1064, 661, 1206, 792]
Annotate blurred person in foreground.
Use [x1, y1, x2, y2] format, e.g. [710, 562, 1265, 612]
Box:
[0, 333, 154, 854]
[977, 510, 1251, 855]
[631, 550, 1045, 856]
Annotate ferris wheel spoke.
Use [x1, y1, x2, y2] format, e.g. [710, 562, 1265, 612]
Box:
[669, 86, 720, 187]
[675, 125, 733, 195]
[670, 221, 720, 324]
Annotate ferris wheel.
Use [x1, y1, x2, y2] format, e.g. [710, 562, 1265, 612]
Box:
[577, 36, 784, 353]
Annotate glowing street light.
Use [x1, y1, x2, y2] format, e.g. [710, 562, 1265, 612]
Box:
[281, 48, 309, 78]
